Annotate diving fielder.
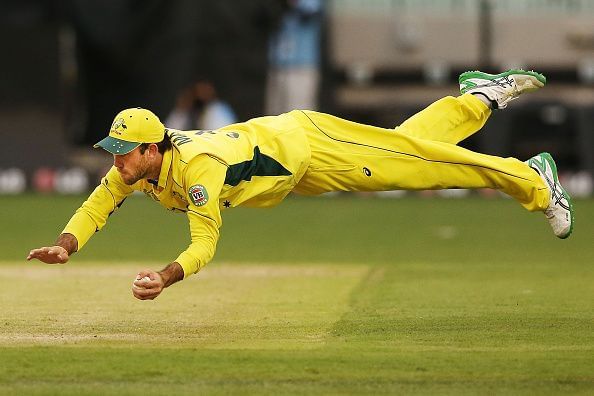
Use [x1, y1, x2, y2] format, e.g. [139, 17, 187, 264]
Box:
[28, 70, 574, 300]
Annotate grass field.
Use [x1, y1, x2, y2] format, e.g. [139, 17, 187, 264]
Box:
[1, 194, 593, 394]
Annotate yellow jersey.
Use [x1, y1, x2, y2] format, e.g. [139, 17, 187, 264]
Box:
[61, 97, 550, 277]
[63, 112, 311, 278]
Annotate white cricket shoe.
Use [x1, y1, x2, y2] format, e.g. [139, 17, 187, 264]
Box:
[526, 152, 574, 239]
[459, 69, 546, 109]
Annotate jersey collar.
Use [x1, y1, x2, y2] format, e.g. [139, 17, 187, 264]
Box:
[154, 148, 173, 189]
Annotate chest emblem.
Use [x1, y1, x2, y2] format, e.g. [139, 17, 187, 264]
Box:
[188, 184, 209, 206]
[111, 118, 127, 135]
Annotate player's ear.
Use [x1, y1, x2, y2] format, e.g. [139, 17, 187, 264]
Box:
[148, 143, 159, 157]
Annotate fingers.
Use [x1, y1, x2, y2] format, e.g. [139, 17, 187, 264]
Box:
[132, 270, 164, 300]
[27, 247, 49, 260]
[135, 270, 157, 281]
[132, 270, 157, 288]
[132, 286, 162, 300]
[26, 247, 69, 264]
[27, 248, 45, 260]
[132, 283, 163, 300]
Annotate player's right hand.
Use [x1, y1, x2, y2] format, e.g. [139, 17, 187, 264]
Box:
[27, 246, 69, 264]
[131, 270, 164, 300]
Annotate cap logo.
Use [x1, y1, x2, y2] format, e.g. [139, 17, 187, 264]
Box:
[188, 184, 209, 206]
[111, 118, 127, 135]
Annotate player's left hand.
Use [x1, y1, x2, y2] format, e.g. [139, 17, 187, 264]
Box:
[131, 270, 164, 300]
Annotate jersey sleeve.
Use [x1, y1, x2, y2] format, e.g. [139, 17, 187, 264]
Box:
[62, 166, 134, 250]
[174, 154, 227, 278]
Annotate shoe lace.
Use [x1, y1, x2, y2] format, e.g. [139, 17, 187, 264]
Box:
[535, 164, 571, 216]
[494, 76, 519, 99]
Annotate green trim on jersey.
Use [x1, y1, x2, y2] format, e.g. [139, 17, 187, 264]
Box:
[225, 146, 292, 187]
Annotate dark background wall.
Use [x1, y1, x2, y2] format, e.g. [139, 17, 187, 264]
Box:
[0, 0, 286, 147]
[0, 0, 593, 190]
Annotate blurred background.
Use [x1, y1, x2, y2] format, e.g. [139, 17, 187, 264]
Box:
[1, 0, 593, 197]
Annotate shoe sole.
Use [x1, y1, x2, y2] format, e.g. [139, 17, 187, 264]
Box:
[534, 152, 574, 239]
[459, 69, 547, 94]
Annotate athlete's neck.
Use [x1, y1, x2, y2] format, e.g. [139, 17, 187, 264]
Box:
[146, 151, 163, 181]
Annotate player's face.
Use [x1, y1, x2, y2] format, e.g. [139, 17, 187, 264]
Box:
[113, 147, 150, 185]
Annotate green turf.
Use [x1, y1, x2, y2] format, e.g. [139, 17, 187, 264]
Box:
[9, 194, 594, 264]
[2, 194, 593, 394]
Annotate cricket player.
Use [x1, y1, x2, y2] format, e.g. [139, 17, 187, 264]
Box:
[27, 70, 574, 300]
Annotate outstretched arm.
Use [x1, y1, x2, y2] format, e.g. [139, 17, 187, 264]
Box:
[27, 233, 78, 264]
[28, 167, 133, 265]
[174, 154, 226, 277]
[131, 155, 226, 300]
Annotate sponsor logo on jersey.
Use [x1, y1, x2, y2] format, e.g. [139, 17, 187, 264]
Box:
[188, 184, 209, 206]
[111, 118, 127, 135]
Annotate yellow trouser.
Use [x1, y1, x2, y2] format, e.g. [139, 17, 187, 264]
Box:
[292, 94, 549, 211]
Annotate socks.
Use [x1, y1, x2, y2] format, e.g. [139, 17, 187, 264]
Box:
[471, 92, 495, 109]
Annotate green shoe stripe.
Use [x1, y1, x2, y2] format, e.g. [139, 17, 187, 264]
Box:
[528, 154, 549, 176]
[540, 153, 557, 182]
[459, 80, 478, 94]
[459, 69, 547, 86]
